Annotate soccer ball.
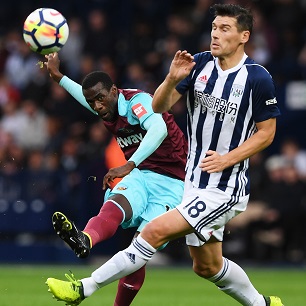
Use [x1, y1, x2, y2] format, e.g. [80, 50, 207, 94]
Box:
[23, 8, 69, 55]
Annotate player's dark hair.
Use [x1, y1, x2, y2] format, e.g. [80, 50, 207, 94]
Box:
[211, 3, 253, 34]
[82, 71, 114, 91]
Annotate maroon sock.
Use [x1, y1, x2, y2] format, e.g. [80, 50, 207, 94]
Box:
[83, 200, 124, 247]
[114, 265, 146, 306]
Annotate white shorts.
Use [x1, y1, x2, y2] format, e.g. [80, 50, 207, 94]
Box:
[177, 180, 249, 247]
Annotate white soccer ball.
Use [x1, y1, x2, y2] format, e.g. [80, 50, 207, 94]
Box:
[23, 8, 69, 55]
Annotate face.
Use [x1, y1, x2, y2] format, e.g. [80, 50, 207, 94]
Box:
[83, 82, 118, 122]
[210, 15, 249, 58]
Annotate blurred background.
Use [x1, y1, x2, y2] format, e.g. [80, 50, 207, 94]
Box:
[0, 0, 305, 266]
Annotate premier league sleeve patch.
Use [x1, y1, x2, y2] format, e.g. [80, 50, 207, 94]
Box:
[132, 103, 147, 119]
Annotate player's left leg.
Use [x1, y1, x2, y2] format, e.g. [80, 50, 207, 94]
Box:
[47, 172, 186, 305]
[180, 185, 283, 306]
[189, 240, 269, 305]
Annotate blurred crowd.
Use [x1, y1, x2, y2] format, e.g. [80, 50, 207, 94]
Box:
[0, 0, 306, 264]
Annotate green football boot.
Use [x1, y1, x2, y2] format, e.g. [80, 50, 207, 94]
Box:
[264, 295, 284, 306]
[46, 272, 85, 306]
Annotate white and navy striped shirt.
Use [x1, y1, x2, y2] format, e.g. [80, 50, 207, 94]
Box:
[176, 52, 281, 197]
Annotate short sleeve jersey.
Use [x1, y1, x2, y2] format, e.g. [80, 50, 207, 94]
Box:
[176, 52, 281, 196]
[103, 89, 187, 181]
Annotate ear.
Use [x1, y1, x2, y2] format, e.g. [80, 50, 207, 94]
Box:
[111, 84, 118, 95]
[241, 30, 250, 44]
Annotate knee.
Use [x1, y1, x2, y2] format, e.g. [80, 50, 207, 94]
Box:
[141, 220, 168, 248]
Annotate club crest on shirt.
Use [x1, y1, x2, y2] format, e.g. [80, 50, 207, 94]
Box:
[230, 84, 244, 98]
[117, 186, 127, 190]
[132, 103, 147, 118]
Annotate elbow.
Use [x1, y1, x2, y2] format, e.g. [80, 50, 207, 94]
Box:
[268, 134, 275, 147]
[152, 95, 173, 113]
[268, 127, 276, 145]
[152, 102, 164, 113]
[263, 130, 276, 149]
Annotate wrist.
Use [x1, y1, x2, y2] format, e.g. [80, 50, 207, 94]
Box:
[165, 74, 179, 87]
[53, 72, 64, 83]
[127, 160, 136, 168]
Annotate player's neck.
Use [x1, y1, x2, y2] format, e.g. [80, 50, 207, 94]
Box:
[217, 49, 245, 71]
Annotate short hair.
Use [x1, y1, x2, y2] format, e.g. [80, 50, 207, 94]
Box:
[211, 4, 253, 34]
[82, 71, 114, 91]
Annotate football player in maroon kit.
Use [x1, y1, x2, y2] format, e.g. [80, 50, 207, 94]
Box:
[45, 52, 187, 306]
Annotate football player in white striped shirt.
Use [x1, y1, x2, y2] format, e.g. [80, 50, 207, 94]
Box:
[46, 4, 283, 306]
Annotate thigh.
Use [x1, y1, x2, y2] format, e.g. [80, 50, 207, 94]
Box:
[145, 170, 184, 211]
[177, 187, 249, 243]
[108, 194, 133, 221]
[104, 168, 148, 228]
[138, 171, 184, 231]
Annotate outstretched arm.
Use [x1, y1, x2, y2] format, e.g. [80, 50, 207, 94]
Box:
[45, 53, 97, 114]
[152, 50, 195, 113]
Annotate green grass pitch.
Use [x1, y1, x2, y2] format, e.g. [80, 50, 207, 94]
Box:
[0, 264, 305, 305]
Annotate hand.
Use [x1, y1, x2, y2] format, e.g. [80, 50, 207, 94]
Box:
[44, 52, 63, 83]
[102, 161, 136, 190]
[168, 50, 195, 83]
[199, 150, 230, 173]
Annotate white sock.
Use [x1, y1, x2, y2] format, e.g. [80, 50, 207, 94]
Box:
[81, 235, 156, 297]
[208, 257, 266, 306]
[81, 277, 99, 297]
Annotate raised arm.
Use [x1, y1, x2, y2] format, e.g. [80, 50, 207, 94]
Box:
[152, 50, 195, 113]
[44, 53, 97, 114]
[44, 52, 63, 83]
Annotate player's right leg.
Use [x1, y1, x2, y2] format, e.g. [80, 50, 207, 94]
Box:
[53, 168, 149, 259]
[264, 296, 284, 306]
[82, 194, 131, 247]
[52, 196, 128, 258]
[141, 208, 194, 248]
[52, 211, 91, 258]
[46, 272, 86, 305]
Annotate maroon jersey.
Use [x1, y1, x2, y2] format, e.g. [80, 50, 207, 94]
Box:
[103, 89, 187, 181]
